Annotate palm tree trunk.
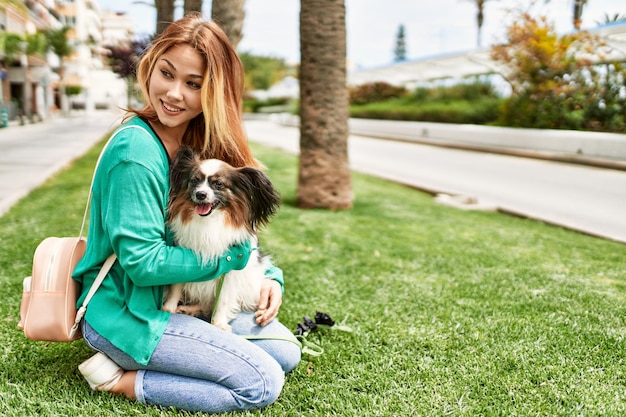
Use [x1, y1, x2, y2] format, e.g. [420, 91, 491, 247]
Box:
[573, 0, 587, 29]
[155, 0, 176, 36]
[184, 0, 203, 14]
[298, 0, 352, 209]
[476, 6, 484, 47]
[211, 0, 245, 48]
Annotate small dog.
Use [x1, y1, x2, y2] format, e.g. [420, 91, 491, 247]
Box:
[162, 146, 281, 332]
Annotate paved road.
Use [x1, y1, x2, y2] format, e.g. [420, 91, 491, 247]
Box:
[1, 113, 624, 245]
[0, 110, 124, 216]
[244, 119, 626, 245]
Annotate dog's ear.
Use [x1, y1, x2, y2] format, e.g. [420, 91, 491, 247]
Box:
[170, 146, 197, 194]
[238, 167, 281, 228]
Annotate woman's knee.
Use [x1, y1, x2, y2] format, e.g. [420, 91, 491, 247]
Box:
[277, 340, 302, 373]
[244, 359, 285, 409]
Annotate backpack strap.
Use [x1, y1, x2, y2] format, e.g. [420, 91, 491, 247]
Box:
[69, 253, 116, 339]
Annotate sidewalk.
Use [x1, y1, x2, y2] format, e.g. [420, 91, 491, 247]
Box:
[0, 109, 124, 217]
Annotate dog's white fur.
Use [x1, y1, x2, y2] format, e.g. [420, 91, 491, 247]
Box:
[162, 148, 279, 332]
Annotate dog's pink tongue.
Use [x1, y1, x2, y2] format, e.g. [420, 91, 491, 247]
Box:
[196, 203, 212, 216]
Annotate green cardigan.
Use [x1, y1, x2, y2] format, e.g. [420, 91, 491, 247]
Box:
[73, 117, 283, 365]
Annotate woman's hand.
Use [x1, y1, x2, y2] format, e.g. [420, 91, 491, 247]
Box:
[255, 279, 282, 327]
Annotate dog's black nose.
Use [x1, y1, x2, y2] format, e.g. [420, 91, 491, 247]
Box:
[195, 191, 207, 200]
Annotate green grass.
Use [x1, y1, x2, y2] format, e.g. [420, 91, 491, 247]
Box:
[2, 137, 626, 416]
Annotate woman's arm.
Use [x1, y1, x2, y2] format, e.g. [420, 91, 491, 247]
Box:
[104, 160, 250, 287]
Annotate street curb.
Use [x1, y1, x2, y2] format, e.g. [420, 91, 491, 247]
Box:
[350, 131, 626, 172]
[269, 113, 626, 172]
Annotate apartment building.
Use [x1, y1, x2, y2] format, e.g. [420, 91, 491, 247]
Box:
[0, 0, 135, 121]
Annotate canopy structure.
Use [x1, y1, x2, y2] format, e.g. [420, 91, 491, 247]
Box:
[597, 20, 626, 61]
[348, 50, 501, 87]
[347, 21, 626, 88]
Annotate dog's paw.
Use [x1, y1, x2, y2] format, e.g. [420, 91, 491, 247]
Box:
[213, 322, 232, 332]
[176, 304, 204, 317]
[162, 301, 178, 313]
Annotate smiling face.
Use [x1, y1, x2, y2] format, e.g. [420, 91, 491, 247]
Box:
[148, 44, 205, 135]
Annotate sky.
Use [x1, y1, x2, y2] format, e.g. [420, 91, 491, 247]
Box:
[97, 0, 625, 70]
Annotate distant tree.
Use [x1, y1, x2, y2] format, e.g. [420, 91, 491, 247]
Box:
[393, 24, 407, 62]
[43, 27, 73, 110]
[465, 0, 499, 48]
[184, 0, 203, 14]
[298, 0, 352, 209]
[106, 38, 151, 107]
[211, 0, 245, 48]
[0, 32, 25, 63]
[44, 27, 72, 60]
[238, 52, 289, 90]
[25, 32, 47, 56]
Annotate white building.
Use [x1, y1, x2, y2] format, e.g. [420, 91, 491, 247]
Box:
[100, 9, 134, 47]
[0, 0, 136, 120]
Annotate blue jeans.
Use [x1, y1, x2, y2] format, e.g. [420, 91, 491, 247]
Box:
[82, 313, 301, 413]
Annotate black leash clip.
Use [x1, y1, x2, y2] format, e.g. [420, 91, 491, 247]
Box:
[294, 311, 336, 335]
[292, 311, 353, 357]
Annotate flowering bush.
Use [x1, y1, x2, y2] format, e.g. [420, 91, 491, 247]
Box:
[491, 12, 626, 132]
[349, 82, 408, 105]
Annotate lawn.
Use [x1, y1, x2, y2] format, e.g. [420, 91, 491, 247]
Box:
[1, 136, 626, 416]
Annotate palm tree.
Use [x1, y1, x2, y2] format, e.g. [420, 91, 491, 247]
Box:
[155, 0, 176, 36]
[572, 0, 587, 29]
[298, 0, 352, 209]
[597, 13, 626, 25]
[184, 0, 203, 14]
[211, 0, 245, 48]
[465, 0, 499, 48]
[544, 0, 588, 30]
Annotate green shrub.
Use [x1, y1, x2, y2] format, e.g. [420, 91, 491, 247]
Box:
[244, 96, 291, 113]
[351, 97, 502, 124]
[64, 85, 83, 96]
[349, 82, 408, 105]
[497, 89, 626, 133]
[409, 80, 500, 103]
[348, 79, 502, 124]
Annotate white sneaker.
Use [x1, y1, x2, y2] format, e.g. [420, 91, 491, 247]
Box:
[78, 352, 124, 391]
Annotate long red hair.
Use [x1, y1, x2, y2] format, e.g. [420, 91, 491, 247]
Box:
[129, 13, 259, 168]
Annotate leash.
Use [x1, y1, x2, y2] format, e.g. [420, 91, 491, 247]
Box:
[241, 312, 353, 357]
[213, 274, 351, 357]
[242, 332, 325, 357]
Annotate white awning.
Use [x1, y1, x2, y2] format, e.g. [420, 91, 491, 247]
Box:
[348, 21, 626, 87]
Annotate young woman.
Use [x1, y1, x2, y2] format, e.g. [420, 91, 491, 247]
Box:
[72, 13, 301, 414]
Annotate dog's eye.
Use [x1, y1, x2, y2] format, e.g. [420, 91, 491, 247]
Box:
[190, 178, 199, 186]
[213, 180, 225, 189]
